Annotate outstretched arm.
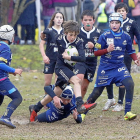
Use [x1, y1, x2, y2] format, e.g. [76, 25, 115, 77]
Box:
[72, 108, 82, 123]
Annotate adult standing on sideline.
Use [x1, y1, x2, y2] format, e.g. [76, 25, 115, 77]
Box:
[40, 0, 55, 30]
[97, 0, 108, 31]
[131, 0, 140, 29]
[18, 0, 36, 45]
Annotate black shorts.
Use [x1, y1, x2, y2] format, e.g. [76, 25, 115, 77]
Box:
[124, 52, 132, 73]
[43, 60, 56, 74]
[55, 64, 74, 90]
[74, 63, 97, 82]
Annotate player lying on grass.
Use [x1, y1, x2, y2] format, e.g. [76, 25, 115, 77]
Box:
[29, 85, 97, 123]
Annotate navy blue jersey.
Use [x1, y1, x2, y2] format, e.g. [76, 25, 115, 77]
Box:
[0, 42, 12, 79]
[78, 27, 101, 65]
[122, 18, 140, 42]
[46, 95, 76, 122]
[95, 28, 136, 68]
[56, 34, 85, 70]
[43, 27, 63, 61]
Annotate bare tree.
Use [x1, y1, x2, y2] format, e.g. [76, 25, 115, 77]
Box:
[0, 0, 35, 26]
[76, 0, 81, 24]
[11, 0, 35, 26]
[0, 0, 11, 26]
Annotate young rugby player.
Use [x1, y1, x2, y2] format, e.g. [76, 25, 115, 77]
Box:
[0, 25, 23, 128]
[29, 20, 96, 120]
[84, 13, 140, 120]
[103, 2, 140, 112]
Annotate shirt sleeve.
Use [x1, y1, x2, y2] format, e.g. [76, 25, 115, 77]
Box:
[71, 40, 86, 62]
[132, 21, 140, 52]
[94, 34, 107, 51]
[126, 35, 136, 55]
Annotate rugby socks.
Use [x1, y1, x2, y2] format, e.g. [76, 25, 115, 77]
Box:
[125, 99, 132, 115]
[76, 96, 84, 107]
[118, 87, 125, 104]
[106, 84, 114, 99]
[34, 101, 43, 113]
[2, 91, 22, 119]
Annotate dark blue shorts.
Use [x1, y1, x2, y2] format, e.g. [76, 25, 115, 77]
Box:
[0, 78, 17, 96]
[75, 63, 96, 82]
[95, 64, 131, 87]
[43, 60, 56, 74]
[36, 102, 66, 123]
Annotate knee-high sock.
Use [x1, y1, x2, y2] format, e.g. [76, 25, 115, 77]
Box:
[106, 84, 113, 99]
[122, 77, 134, 115]
[2, 90, 22, 119]
[118, 87, 125, 104]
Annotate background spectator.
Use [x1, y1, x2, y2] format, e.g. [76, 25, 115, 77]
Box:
[97, 0, 108, 31]
[17, 0, 36, 45]
[83, 0, 94, 11]
[131, 0, 140, 28]
[40, 0, 55, 30]
[49, 0, 77, 21]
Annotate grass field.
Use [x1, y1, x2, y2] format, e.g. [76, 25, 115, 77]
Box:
[0, 45, 140, 140]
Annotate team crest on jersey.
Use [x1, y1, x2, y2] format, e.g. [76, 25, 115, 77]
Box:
[107, 38, 114, 45]
[126, 25, 130, 32]
[93, 37, 98, 43]
[57, 35, 63, 40]
[123, 40, 127, 45]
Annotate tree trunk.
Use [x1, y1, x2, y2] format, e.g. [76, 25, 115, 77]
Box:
[0, 0, 11, 26]
[11, 0, 35, 26]
[76, 0, 81, 24]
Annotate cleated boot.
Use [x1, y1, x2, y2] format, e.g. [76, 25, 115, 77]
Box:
[29, 105, 37, 122]
[0, 117, 16, 129]
[102, 98, 116, 111]
[112, 103, 123, 112]
[124, 112, 137, 121]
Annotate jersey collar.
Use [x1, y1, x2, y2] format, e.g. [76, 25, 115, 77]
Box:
[121, 17, 129, 27]
[110, 28, 123, 36]
[0, 41, 10, 48]
[81, 26, 95, 39]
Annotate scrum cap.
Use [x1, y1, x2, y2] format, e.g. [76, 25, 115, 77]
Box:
[60, 85, 73, 99]
[0, 25, 15, 43]
[109, 13, 123, 25]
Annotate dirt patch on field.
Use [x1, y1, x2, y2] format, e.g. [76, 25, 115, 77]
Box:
[0, 111, 140, 140]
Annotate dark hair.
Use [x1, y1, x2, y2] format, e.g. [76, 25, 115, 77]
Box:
[63, 20, 80, 35]
[114, 2, 129, 13]
[48, 12, 65, 28]
[81, 10, 95, 20]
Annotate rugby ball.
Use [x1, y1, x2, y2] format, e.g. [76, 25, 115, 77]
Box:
[64, 46, 79, 65]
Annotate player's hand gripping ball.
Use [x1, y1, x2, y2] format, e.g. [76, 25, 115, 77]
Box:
[64, 46, 79, 65]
